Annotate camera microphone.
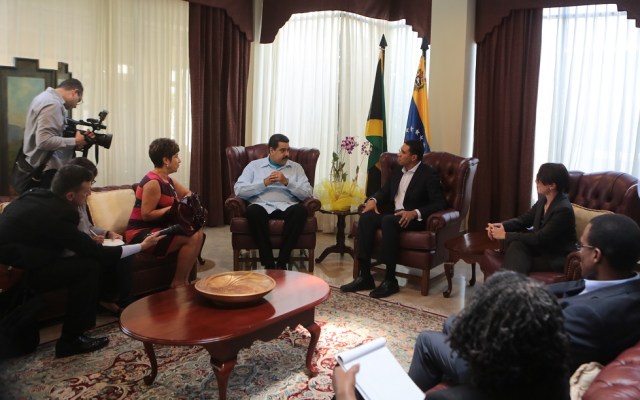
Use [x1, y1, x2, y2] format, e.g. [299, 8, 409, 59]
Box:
[98, 110, 108, 123]
[154, 224, 183, 236]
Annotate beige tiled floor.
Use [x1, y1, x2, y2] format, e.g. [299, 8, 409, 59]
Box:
[198, 226, 484, 316]
[41, 226, 485, 343]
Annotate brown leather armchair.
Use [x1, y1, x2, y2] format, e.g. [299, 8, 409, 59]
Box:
[224, 144, 321, 271]
[351, 151, 479, 295]
[480, 170, 640, 283]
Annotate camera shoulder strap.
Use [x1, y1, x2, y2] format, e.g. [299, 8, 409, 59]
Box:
[14, 143, 55, 177]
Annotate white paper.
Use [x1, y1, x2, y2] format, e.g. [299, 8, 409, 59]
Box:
[102, 238, 125, 247]
[335, 338, 424, 400]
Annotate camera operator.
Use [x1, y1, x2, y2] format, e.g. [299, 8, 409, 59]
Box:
[13, 78, 94, 193]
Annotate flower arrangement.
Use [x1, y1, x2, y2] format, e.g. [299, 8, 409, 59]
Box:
[317, 136, 372, 211]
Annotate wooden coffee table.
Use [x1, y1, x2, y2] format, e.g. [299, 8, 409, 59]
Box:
[119, 270, 330, 400]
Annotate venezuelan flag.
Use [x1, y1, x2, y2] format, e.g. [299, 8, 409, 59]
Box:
[405, 40, 431, 152]
[365, 35, 388, 196]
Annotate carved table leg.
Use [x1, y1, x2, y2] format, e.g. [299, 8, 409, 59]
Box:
[211, 357, 237, 400]
[469, 262, 476, 286]
[142, 342, 158, 385]
[443, 262, 454, 298]
[305, 322, 321, 376]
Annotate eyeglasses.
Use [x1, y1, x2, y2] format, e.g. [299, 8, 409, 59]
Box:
[576, 243, 596, 251]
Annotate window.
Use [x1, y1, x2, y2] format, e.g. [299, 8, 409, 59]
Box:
[534, 4, 640, 188]
[249, 11, 424, 185]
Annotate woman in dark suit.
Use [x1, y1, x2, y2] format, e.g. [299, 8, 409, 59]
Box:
[487, 163, 576, 274]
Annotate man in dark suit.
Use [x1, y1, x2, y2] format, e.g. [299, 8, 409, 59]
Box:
[340, 140, 447, 298]
[0, 165, 161, 358]
[548, 213, 640, 372]
[407, 213, 640, 391]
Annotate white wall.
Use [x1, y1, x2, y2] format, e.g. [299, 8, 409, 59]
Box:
[429, 0, 476, 157]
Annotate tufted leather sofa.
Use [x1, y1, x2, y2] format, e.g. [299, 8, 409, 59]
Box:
[480, 170, 640, 283]
[351, 151, 479, 295]
[0, 184, 194, 322]
[224, 144, 321, 271]
[583, 338, 640, 400]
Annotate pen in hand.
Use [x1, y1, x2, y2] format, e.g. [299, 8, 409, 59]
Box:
[89, 229, 105, 244]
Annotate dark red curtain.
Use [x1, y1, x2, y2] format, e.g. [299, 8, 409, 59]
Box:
[469, 9, 543, 231]
[477, 0, 640, 42]
[189, 5, 250, 226]
[260, 0, 432, 43]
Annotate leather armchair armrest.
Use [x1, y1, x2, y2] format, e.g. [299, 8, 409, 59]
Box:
[426, 209, 460, 232]
[224, 195, 247, 217]
[564, 250, 582, 280]
[303, 197, 321, 215]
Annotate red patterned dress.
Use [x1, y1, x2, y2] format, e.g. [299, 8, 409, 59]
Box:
[125, 171, 177, 255]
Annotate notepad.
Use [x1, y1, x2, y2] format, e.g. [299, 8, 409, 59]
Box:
[335, 338, 424, 400]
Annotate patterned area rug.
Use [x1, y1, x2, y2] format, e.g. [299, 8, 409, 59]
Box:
[0, 289, 445, 399]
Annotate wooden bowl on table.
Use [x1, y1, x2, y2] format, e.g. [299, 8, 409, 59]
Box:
[195, 271, 276, 305]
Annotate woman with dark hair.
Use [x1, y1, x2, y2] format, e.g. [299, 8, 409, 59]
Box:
[487, 162, 576, 274]
[125, 138, 204, 287]
[424, 271, 569, 399]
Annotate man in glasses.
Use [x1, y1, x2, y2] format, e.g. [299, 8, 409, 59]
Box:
[547, 213, 640, 371]
[11, 78, 94, 194]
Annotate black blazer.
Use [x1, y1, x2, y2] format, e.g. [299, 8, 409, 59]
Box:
[0, 189, 121, 270]
[548, 278, 640, 372]
[502, 193, 576, 256]
[371, 162, 447, 218]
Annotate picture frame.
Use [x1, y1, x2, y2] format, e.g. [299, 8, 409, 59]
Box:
[0, 58, 71, 195]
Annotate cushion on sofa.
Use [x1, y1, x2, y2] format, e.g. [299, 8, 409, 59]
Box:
[572, 204, 612, 238]
[87, 189, 135, 235]
[570, 362, 603, 400]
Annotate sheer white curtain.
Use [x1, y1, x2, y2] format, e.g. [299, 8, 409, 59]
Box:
[249, 11, 422, 231]
[535, 4, 640, 186]
[0, 0, 191, 186]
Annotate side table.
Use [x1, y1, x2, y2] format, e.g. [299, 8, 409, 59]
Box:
[315, 209, 358, 263]
[443, 232, 501, 298]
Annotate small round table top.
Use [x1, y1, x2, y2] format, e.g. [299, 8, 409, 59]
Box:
[445, 232, 501, 256]
[319, 208, 359, 216]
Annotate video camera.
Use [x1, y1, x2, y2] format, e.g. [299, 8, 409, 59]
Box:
[64, 110, 113, 162]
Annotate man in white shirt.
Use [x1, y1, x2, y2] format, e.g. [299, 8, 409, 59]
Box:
[341, 140, 447, 298]
[234, 134, 313, 270]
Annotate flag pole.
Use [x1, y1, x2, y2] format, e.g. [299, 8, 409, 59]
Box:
[365, 35, 388, 196]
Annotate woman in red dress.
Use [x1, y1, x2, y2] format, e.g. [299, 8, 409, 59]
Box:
[126, 138, 205, 287]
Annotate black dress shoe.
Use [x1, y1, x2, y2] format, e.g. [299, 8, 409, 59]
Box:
[55, 334, 110, 358]
[369, 279, 400, 298]
[340, 276, 375, 292]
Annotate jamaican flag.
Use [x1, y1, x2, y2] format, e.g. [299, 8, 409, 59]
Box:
[365, 35, 388, 197]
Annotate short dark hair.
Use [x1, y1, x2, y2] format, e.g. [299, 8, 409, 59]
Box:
[149, 138, 180, 167]
[448, 271, 568, 398]
[536, 163, 570, 193]
[67, 157, 98, 179]
[57, 78, 84, 96]
[268, 134, 289, 150]
[51, 165, 93, 197]
[405, 139, 424, 159]
[588, 214, 640, 271]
